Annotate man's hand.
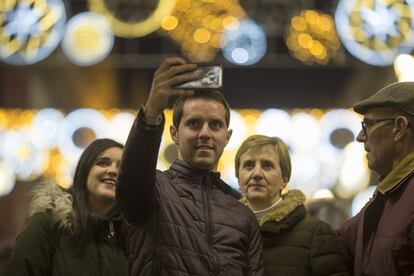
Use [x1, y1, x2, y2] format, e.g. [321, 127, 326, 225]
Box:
[143, 57, 198, 124]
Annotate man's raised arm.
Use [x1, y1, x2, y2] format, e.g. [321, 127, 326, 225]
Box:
[116, 57, 198, 224]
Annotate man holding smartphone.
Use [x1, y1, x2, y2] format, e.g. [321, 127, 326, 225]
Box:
[117, 57, 264, 275]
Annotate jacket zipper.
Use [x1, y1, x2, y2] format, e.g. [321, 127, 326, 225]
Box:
[202, 175, 218, 275]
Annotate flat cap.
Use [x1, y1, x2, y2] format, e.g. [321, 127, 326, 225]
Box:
[353, 82, 414, 115]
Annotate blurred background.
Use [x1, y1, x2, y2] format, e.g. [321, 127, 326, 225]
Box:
[1, 0, 414, 258]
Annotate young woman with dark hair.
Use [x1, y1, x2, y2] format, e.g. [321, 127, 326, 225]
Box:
[5, 138, 128, 276]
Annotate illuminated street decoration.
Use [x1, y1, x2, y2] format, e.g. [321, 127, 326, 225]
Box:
[0, 108, 371, 198]
[255, 109, 292, 142]
[394, 54, 414, 81]
[88, 0, 175, 38]
[286, 10, 340, 65]
[222, 19, 267, 65]
[0, 0, 66, 65]
[290, 112, 320, 152]
[108, 112, 135, 144]
[226, 110, 247, 150]
[57, 109, 109, 163]
[337, 142, 370, 198]
[335, 0, 414, 66]
[351, 185, 376, 215]
[1, 128, 49, 180]
[159, 0, 245, 62]
[62, 12, 114, 66]
[31, 108, 64, 148]
[0, 160, 15, 197]
[319, 109, 361, 152]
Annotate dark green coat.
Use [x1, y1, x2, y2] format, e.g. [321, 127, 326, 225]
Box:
[247, 190, 349, 276]
[4, 182, 128, 276]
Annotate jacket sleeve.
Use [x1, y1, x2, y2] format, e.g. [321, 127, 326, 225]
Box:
[4, 212, 56, 276]
[245, 214, 265, 276]
[309, 220, 350, 276]
[116, 109, 164, 224]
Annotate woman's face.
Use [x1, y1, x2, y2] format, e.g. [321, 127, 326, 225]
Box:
[238, 145, 287, 210]
[87, 147, 122, 206]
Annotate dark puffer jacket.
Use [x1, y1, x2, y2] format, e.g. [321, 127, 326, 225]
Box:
[243, 190, 349, 276]
[4, 182, 128, 276]
[117, 110, 264, 275]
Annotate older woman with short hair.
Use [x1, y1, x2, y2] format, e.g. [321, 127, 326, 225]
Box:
[235, 135, 349, 276]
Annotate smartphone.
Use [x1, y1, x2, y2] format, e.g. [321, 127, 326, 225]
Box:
[174, 65, 222, 89]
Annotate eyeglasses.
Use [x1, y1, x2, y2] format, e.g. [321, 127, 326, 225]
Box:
[361, 118, 396, 136]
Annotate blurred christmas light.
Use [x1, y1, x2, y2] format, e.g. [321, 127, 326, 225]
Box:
[0, 0, 67, 65]
[335, 0, 414, 66]
[286, 10, 340, 65]
[337, 142, 370, 198]
[62, 12, 114, 66]
[31, 108, 64, 148]
[226, 110, 247, 150]
[255, 109, 292, 142]
[0, 108, 372, 200]
[222, 19, 267, 65]
[88, 0, 175, 38]
[319, 109, 361, 151]
[159, 0, 245, 62]
[313, 189, 335, 199]
[290, 112, 320, 152]
[394, 54, 414, 81]
[0, 160, 15, 197]
[1, 128, 49, 181]
[57, 109, 109, 163]
[351, 185, 376, 216]
[161, 15, 179, 31]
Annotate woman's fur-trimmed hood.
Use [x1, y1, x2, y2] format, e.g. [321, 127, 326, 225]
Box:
[241, 189, 306, 226]
[29, 181, 74, 230]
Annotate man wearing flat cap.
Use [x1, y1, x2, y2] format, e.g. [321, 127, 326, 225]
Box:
[338, 82, 414, 276]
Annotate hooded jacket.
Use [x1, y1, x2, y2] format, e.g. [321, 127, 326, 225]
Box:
[4, 182, 128, 276]
[117, 110, 265, 275]
[242, 189, 349, 276]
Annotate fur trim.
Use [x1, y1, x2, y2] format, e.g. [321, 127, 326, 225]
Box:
[29, 180, 74, 230]
[240, 189, 306, 226]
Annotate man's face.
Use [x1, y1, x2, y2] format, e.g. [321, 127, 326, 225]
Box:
[170, 99, 232, 170]
[356, 107, 395, 177]
[237, 145, 287, 209]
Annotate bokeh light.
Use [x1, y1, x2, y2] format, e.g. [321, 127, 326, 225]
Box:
[335, 0, 414, 66]
[0, 0, 67, 65]
[88, 0, 176, 38]
[351, 185, 376, 216]
[159, 0, 245, 62]
[222, 19, 267, 65]
[286, 9, 340, 65]
[0, 108, 372, 200]
[62, 12, 114, 66]
[0, 160, 15, 197]
[394, 54, 414, 81]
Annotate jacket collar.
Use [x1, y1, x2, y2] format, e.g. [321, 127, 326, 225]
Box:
[170, 159, 216, 182]
[240, 189, 306, 227]
[377, 151, 414, 194]
[29, 180, 74, 230]
[29, 181, 122, 231]
[169, 160, 240, 199]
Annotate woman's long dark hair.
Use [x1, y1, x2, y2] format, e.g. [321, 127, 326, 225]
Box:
[71, 138, 124, 242]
